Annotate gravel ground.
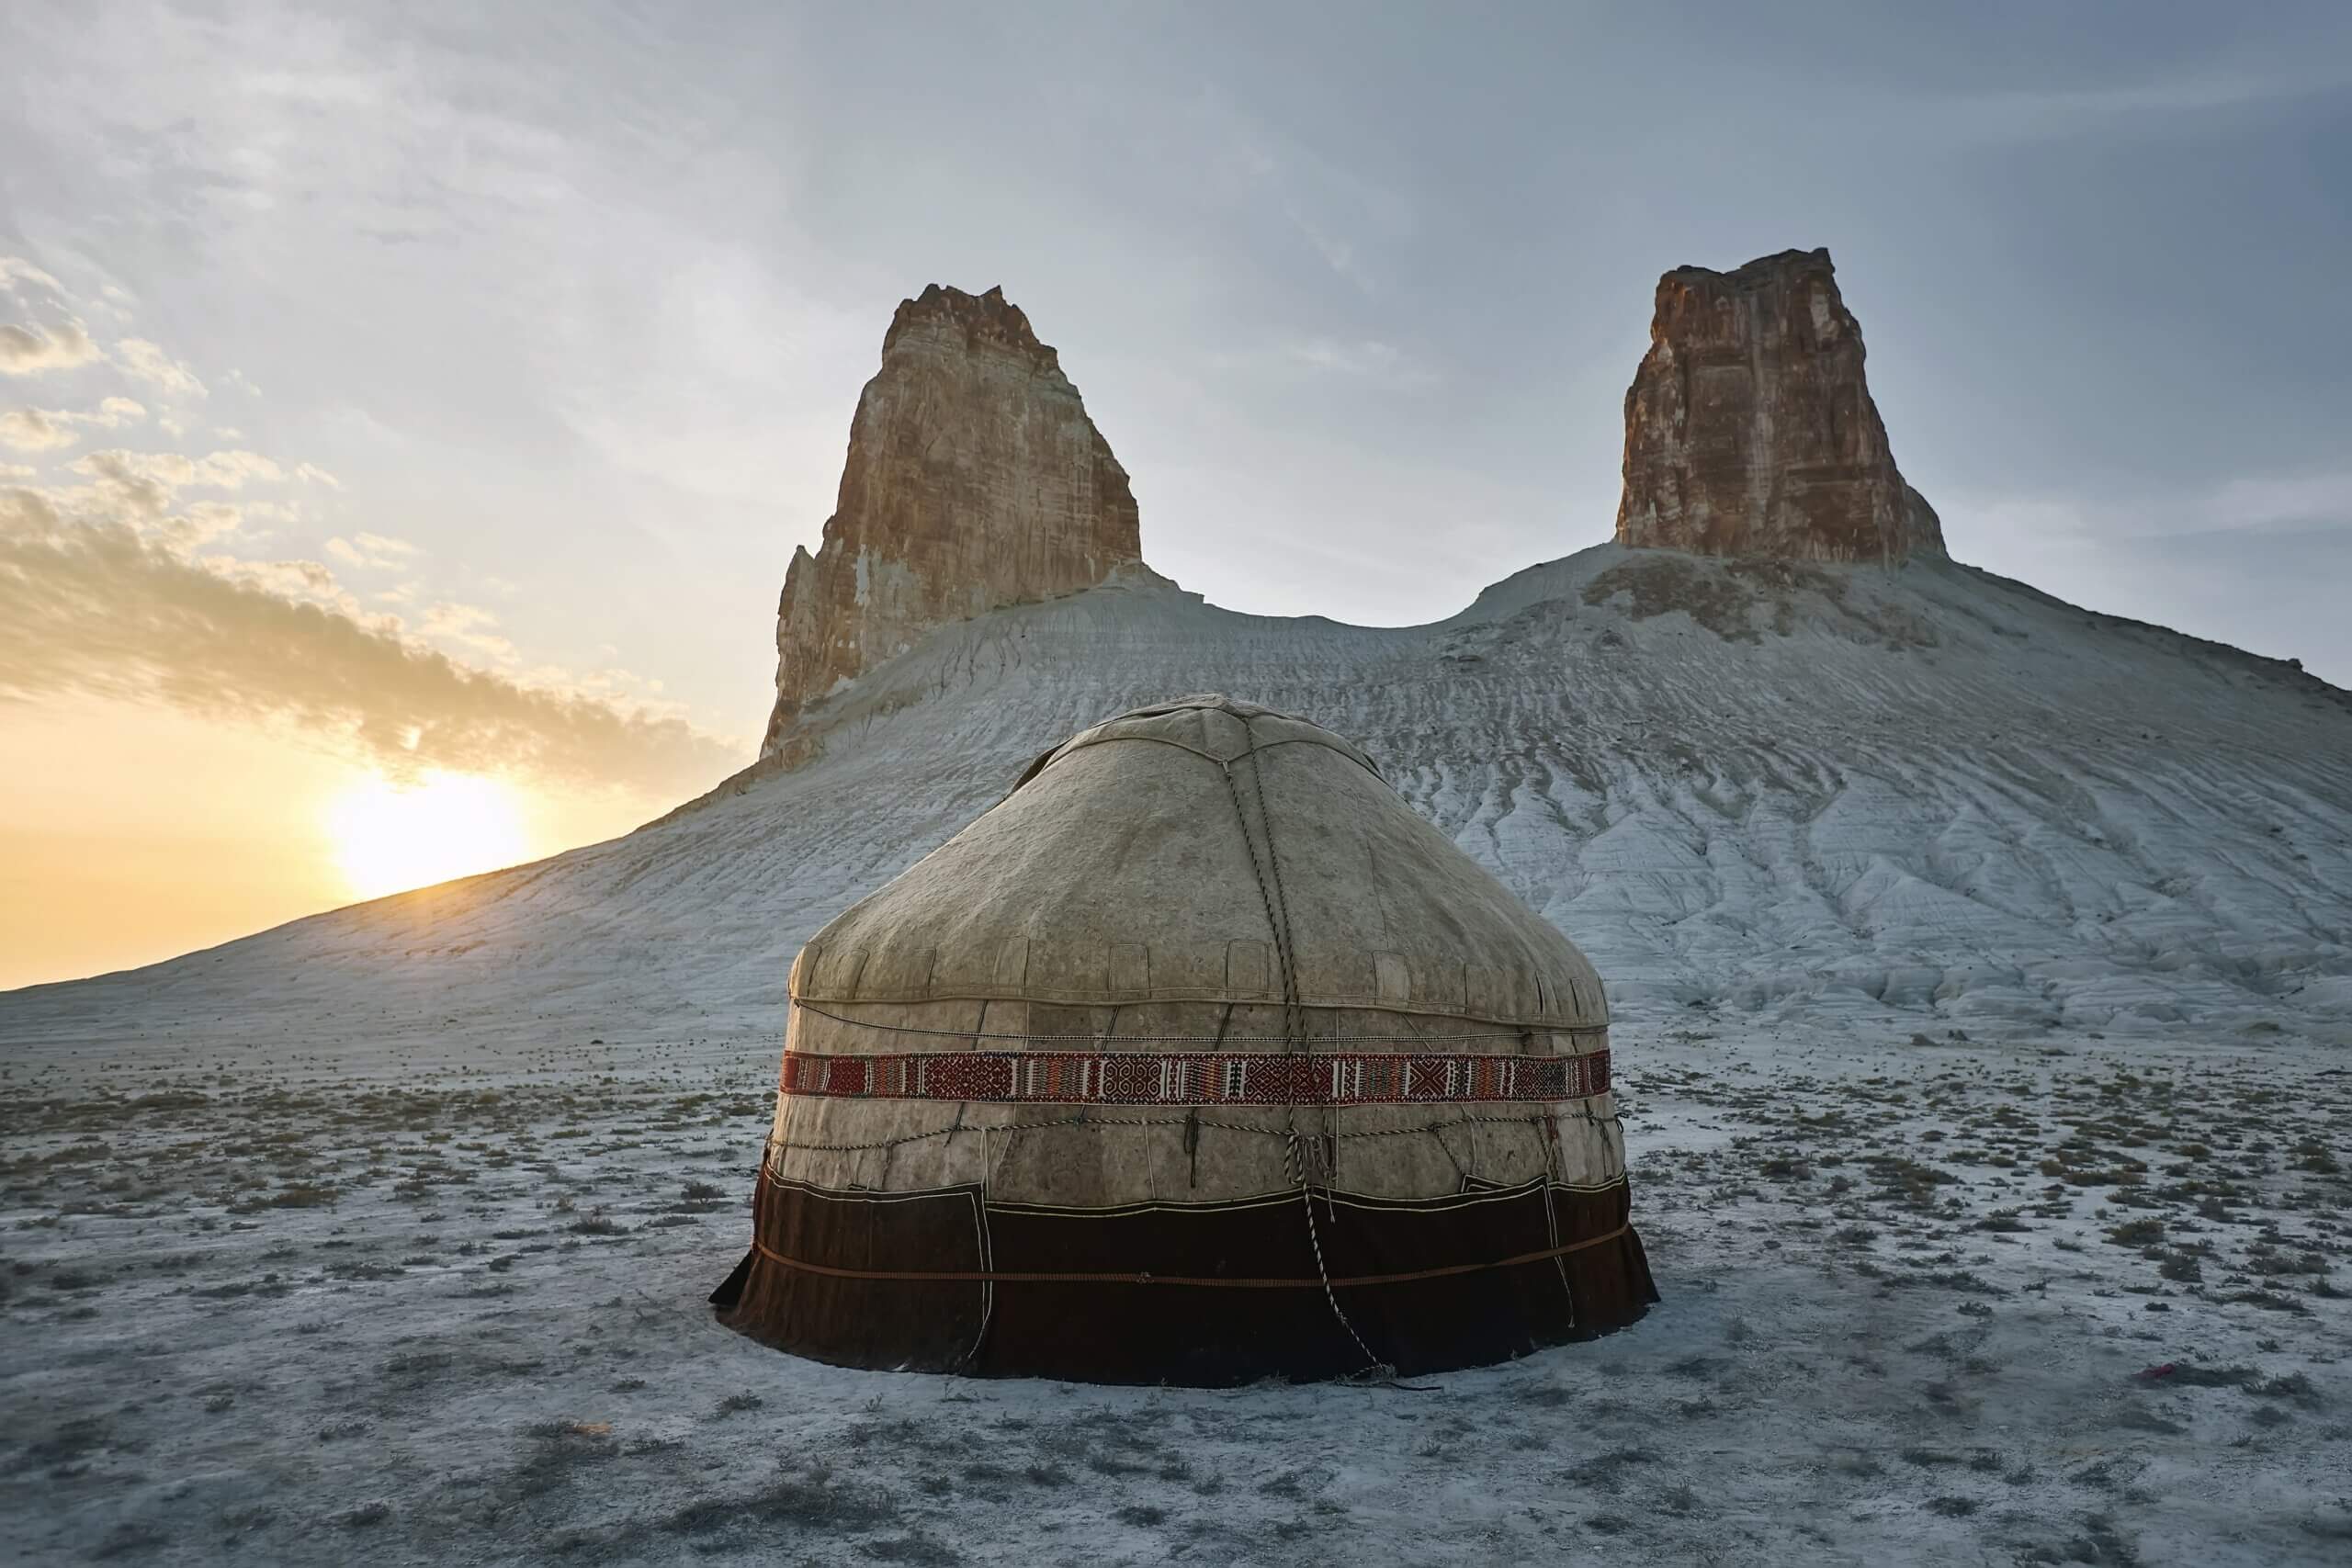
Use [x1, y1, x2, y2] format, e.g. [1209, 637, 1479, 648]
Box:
[3, 1025, 2346, 1566]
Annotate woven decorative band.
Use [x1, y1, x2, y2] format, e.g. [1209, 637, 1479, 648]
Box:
[779, 1047, 1610, 1107]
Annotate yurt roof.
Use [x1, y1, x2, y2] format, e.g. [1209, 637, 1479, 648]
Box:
[791, 694, 1608, 1031]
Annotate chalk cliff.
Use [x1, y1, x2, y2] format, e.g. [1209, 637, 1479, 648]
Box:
[761, 284, 1143, 760]
[1615, 247, 1944, 563]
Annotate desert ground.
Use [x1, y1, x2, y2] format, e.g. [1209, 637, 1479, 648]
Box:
[5, 1021, 2345, 1566]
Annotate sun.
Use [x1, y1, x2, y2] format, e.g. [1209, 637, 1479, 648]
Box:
[326, 771, 532, 899]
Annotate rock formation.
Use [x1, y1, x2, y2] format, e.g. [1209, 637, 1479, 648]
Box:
[1615, 247, 1945, 564]
[760, 284, 1143, 760]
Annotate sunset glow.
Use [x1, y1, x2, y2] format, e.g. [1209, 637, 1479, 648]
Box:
[326, 772, 531, 899]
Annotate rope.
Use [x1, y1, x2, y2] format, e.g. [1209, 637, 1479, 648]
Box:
[1220, 761, 1302, 1043]
[1226, 714, 1384, 1372]
[786, 1000, 1546, 1046]
[1020, 727, 1384, 796]
[1243, 733, 1310, 1055]
[747, 1224, 1631, 1289]
[762, 1108, 1625, 1156]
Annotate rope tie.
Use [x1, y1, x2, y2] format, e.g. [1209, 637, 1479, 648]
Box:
[787, 1000, 1553, 1045]
[1223, 716, 1384, 1374]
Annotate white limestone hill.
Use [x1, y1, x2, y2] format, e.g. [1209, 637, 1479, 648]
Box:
[7, 542, 2348, 1064]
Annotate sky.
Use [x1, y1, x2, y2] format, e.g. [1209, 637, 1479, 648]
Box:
[3, 1, 2348, 989]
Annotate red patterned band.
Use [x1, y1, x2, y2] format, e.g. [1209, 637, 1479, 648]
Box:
[778, 1047, 1610, 1107]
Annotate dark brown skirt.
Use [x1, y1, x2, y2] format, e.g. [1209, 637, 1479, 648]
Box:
[712, 1170, 1657, 1384]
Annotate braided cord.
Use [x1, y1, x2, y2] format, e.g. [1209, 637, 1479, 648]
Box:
[787, 1001, 1545, 1045]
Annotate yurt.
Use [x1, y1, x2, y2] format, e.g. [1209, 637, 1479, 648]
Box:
[712, 695, 1656, 1383]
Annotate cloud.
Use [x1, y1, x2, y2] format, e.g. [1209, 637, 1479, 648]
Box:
[1951, 468, 2352, 550]
[70, 446, 284, 498]
[43, 440, 322, 556]
[0, 396, 148, 452]
[2202, 471, 2352, 532]
[1285, 206, 1374, 294]
[113, 337, 208, 398]
[420, 601, 520, 663]
[0, 410, 75, 452]
[0, 258, 66, 294]
[1186, 88, 1414, 297]
[1920, 62, 2352, 147]
[0, 489, 743, 796]
[199, 550, 343, 603]
[1282, 337, 1435, 389]
[0, 253, 746, 796]
[325, 531, 420, 570]
[0, 320, 102, 375]
[193, 448, 282, 486]
[1203, 337, 1439, 394]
